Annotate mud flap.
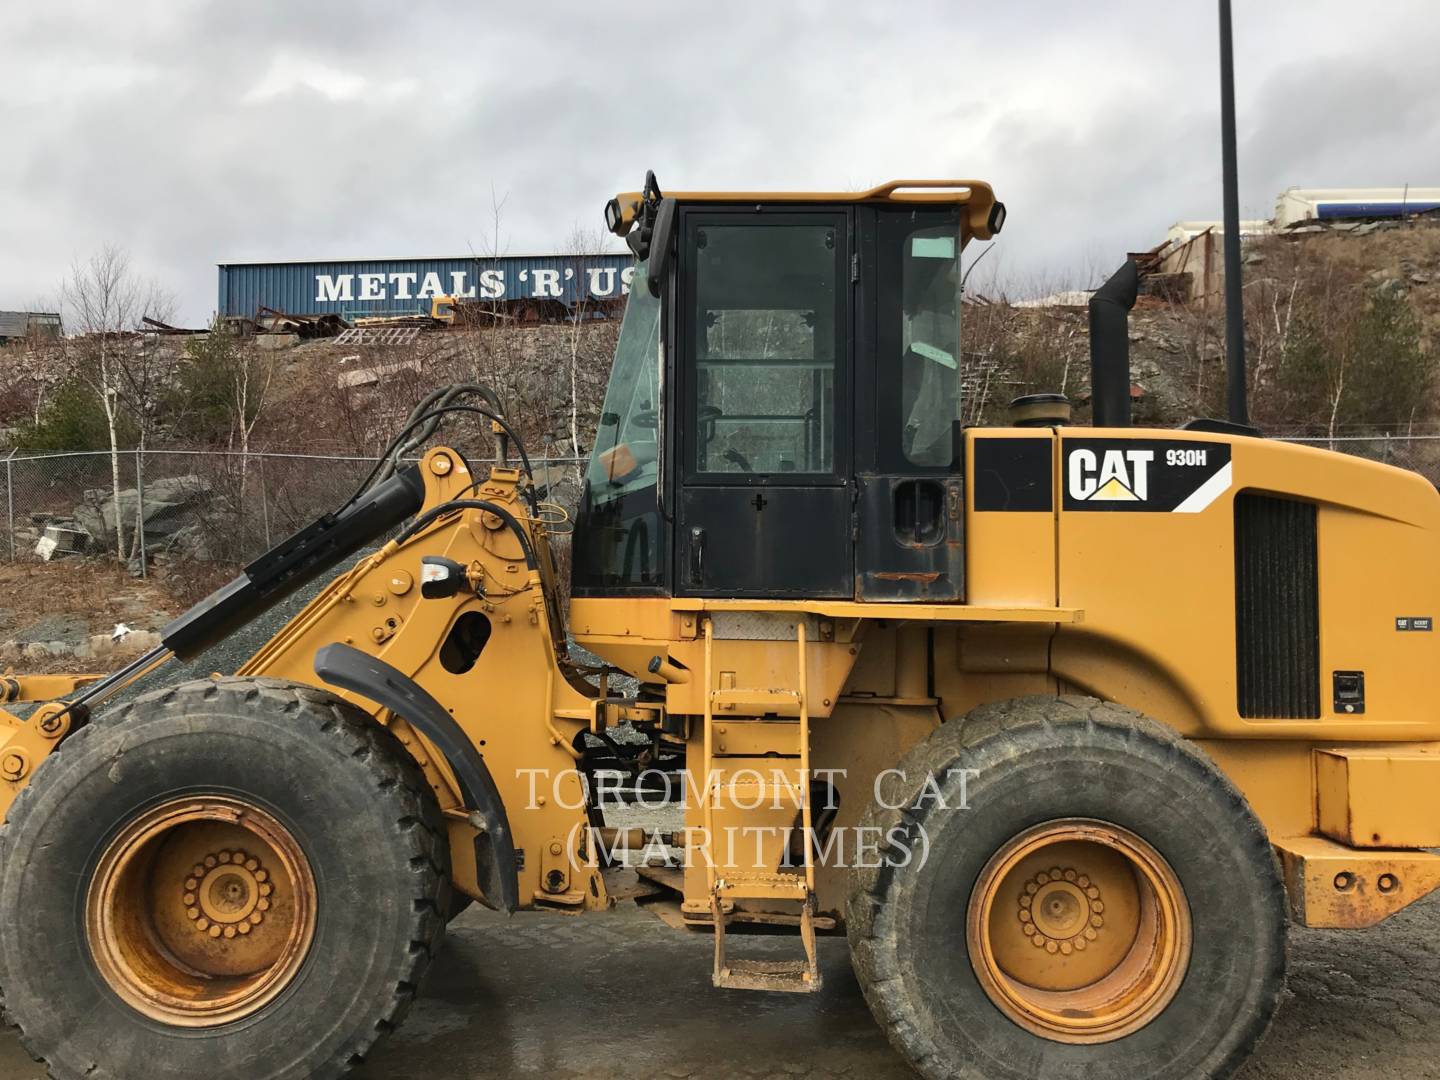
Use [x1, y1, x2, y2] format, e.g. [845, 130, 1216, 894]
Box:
[314, 642, 519, 912]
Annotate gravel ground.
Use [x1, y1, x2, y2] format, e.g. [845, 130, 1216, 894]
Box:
[5, 896, 1440, 1079]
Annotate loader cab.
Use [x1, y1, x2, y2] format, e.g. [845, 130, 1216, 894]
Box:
[572, 176, 1006, 603]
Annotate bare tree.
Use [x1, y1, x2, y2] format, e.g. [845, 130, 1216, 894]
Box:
[182, 322, 280, 501]
[60, 245, 175, 561]
[561, 224, 608, 468]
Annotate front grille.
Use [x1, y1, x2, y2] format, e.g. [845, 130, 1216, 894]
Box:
[1234, 492, 1320, 719]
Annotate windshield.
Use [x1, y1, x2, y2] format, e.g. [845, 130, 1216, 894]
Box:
[571, 263, 665, 592]
[585, 268, 661, 500]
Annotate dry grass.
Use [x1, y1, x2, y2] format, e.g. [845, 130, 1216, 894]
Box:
[0, 559, 181, 644]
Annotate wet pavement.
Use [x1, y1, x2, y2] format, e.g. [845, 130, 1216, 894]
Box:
[7, 895, 1440, 1078]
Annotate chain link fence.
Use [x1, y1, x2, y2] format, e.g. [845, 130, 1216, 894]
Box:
[3, 437, 1439, 576]
[1, 448, 587, 577]
[1282, 434, 1440, 483]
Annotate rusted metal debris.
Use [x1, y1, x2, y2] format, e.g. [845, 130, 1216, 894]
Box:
[141, 317, 207, 336]
[255, 306, 348, 339]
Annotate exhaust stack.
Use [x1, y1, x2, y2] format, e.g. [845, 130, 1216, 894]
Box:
[1088, 259, 1139, 428]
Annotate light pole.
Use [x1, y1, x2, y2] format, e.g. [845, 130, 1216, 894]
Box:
[1219, 0, 1249, 426]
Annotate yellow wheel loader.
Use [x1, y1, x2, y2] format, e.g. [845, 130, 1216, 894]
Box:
[3, 173, 1439, 1079]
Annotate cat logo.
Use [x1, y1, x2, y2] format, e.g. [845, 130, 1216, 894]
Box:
[1067, 448, 1152, 502]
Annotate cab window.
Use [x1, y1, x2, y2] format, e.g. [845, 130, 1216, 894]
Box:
[571, 262, 664, 591]
[897, 224, 961, 466]
[689, 222, 841, 476]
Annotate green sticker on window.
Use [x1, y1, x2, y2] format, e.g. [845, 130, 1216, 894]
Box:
[911, 236, 956, 259]
[911, 341, 957, 369]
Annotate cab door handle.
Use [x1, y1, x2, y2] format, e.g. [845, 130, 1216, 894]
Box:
[689, 527, 706, 585]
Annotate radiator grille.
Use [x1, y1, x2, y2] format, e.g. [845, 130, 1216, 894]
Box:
[1235, 492, 1320, 719]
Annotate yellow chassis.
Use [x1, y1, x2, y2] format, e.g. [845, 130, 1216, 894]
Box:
[8, 429, 1440, 932]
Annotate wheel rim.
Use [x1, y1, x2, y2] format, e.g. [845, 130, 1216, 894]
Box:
[966, 818, 1191, 1044]
[85, 796, 317, 1027]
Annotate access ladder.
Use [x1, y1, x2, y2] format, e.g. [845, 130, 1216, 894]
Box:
[700, 619, 821, 993]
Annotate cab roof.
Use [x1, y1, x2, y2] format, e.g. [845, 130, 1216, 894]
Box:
[610, 179, 1004, 242]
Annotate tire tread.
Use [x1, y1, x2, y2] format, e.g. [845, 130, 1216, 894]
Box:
[0, 676, 449, 1080]
[846, 694, 1287, 1080]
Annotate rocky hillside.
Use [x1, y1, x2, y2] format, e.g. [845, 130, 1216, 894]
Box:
[964, 215, 1440, 437]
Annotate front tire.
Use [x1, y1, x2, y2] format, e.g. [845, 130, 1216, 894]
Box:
[846, 695, 1287, 1080]
[0, 677, 449, 1080]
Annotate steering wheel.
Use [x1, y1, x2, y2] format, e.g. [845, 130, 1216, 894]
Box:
[631, 408, 658, 429]
[722, 447, 754, 473]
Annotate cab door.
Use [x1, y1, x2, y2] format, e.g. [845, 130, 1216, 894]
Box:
[674, 208, 852, 598]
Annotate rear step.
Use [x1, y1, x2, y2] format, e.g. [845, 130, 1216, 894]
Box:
[713, 956, 818, 993]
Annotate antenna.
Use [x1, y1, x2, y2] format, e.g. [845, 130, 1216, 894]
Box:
[1219, 0, 1249, 426]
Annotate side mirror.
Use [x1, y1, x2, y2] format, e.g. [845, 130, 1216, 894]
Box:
[420, 556, 469, 599]
[646, 198, 677, 297]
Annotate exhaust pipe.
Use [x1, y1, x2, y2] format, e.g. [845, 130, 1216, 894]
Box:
[1088, 259, 1139, 428]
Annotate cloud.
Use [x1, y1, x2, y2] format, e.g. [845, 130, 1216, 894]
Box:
[0, 0, 1437, 323]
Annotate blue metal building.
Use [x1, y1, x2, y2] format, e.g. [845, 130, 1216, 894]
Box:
[217, 253, 636, 319]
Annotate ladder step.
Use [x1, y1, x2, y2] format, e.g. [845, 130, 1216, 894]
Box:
[719, 873, 810, 900]
[713, 777, 806, 807]
[711, 688, 802, 712]
[710, 717, 805, 758]
[714, 958, 822, 993]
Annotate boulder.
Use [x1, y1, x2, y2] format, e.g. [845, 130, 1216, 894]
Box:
[73, 474, 212, 553]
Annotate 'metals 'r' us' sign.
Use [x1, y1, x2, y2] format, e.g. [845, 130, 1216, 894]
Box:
[313, 263, 637, 304]
[216, 254, 637, 319]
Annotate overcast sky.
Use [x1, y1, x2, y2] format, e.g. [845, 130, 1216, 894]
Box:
[3, 1, 1439, 324]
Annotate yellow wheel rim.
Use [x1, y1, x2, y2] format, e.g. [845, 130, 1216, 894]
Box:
[967, 818, 1191, 1044]
[86, 796, 317, 1027]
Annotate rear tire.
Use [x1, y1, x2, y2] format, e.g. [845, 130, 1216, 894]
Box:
[0, 677, 449, 1080]
[846, 695, 1287, 1080]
